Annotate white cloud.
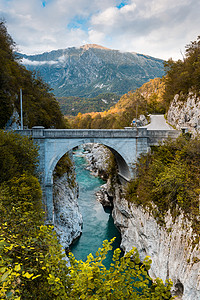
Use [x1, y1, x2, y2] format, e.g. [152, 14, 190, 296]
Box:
[0, 0, 199, 60]
[22, 58, 58, 65]
[89, 0, 199, 60]
[88, 29, 105, 45]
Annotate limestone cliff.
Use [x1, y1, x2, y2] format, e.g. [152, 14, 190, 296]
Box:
[82, 143, 200, 300]
[167, 93, 200, 136]
[112, 193, 200, 300]
[53, 172, 83, 250]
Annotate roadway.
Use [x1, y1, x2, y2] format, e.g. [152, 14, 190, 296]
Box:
[144, 114, 175, 130]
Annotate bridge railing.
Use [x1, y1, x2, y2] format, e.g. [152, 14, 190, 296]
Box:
[16, 127, 149, 138]
[15, 127, 180, 144]
[147, 130, 180, 145]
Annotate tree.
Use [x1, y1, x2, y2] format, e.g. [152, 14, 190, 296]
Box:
[0, 21, 66, 129]
[164, 36, 200, 106]
[67, 239, 173, 300]
[0, 130, 39, 184]
[0, 235, 174, 299]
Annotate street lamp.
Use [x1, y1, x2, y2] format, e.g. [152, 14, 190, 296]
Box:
[20, 88, 23, 130]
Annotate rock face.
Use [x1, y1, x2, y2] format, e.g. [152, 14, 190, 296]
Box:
[18, 44, 164, 97]
[167, 93, 200, 136]
[83, 142, 200, 300]
[112, 195, 200, 300]
[53, 173, 83, 250]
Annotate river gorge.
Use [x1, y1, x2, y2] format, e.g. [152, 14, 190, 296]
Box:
[53, 143, 200, 300]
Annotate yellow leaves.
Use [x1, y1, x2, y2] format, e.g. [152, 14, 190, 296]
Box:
[22, 272, 33, 279]
[0, 239, 6, 249]
[88, 282, 95, 290]
[14, 264, 21, 272]
[32, 274, 41, 280]
[0, 267, 6, 274]
[55, 277, 60, 282]
[4, 244, 14, 251]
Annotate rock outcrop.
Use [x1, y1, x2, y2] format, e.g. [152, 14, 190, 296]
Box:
[82, 143, 112, 179]
[53, 172, 83, 250]
[112, 194, 200, 300]
[5, 108, 21, 130]
[167, 93, 200, 136]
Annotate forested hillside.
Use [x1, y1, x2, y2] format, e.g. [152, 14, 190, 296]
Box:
[0, 21, 66, 129]
[0, 130, 70, 298]
[57, 93, 120, 116]
[70, 77, 166, 129]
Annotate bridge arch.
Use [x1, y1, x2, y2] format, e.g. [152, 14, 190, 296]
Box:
[46, 138, 132, 186]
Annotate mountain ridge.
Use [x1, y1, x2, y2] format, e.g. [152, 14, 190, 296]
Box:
[18, 44, 165, 98]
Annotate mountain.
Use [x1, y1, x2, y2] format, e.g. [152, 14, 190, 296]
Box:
[17, 44, 165, 98]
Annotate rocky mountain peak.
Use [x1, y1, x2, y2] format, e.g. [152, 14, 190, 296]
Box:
[80, 44, 111, 51]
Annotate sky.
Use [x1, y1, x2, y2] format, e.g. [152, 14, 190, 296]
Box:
[0, 0, 199, 60]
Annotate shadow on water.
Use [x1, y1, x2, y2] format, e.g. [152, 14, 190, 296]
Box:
[70, 149, 122, 268]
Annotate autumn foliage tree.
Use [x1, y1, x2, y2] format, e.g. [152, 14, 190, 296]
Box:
[164, 36, 200, 107]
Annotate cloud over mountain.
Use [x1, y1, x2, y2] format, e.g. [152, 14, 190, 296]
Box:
[1, 0, 199, 60]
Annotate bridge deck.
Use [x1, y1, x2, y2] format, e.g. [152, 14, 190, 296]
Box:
[17, 127, 180, 142]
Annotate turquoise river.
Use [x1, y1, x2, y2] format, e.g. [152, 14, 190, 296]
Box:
[70, 148, 122, 267]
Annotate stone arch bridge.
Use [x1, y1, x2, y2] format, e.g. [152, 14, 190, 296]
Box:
[17, 126, 179, 223]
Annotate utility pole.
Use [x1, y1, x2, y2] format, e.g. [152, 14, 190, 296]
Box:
[20, 88, 23, 130]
